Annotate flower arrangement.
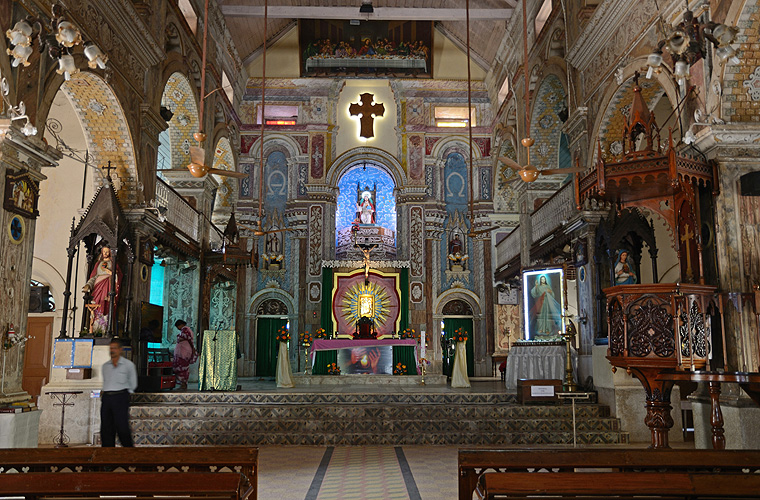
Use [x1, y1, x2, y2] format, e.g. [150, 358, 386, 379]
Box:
[393, 362, 408, 375]
[419, 357, 430, 366]
[314, 328, 329, 340]
[453, 328, 468, 343]
[327, 362, 341, 375]
[399, 328, 418, 340]
[299, 331, 313, 346]
[3, 324, 26, 351]
[276, 325, 290, 343]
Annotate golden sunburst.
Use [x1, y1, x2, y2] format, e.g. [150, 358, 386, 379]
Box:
[341, 281, 391, 327]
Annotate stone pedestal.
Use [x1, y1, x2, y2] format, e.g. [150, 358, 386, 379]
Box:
[592, 345, 683, 444]
[0, 410, 41, 447]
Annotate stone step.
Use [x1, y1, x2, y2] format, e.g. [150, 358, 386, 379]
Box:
[129, 403, 611, 420]
[131, 392, 518, 405]
[133, 431, 629, 447]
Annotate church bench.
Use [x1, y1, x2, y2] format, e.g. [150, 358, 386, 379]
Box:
[0, 447, 257, 500]
[459, 448, 760, 500]
[0, 471, 251, 500]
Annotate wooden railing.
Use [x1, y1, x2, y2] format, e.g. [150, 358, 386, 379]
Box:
[495, 226, 521, 268]
[156, 176, 201, 241]
[459, 449, 760, 500]
[0, 446, 257, 500]
[531, 181, 575, 244]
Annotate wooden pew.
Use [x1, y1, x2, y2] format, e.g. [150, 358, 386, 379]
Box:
[0, 472, 251, 500]
[459, 448, 760, 500]
[0, 447, 257, 500]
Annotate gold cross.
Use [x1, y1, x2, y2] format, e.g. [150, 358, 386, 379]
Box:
[349, 93, 385, 139]
[680, 223, 695, 280]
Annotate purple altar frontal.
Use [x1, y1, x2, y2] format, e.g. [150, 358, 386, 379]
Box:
[310, 338, 417, 354]
[310, 339, 418, 375]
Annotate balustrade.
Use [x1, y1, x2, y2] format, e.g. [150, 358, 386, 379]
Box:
[531, 182, 575, 244]
[155, 177, 201, 242]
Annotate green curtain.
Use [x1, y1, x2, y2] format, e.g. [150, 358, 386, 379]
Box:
[312, 350, 338, 375]
[442, 318, 474, 377]
[321, 268, 334, 335]
[256, 317, 286, 377]
[392, 346, 418, 375]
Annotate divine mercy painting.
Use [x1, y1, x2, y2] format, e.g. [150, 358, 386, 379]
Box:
[523, 268, 565, 340]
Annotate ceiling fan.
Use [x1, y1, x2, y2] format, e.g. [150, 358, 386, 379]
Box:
[186, 0, 246, 180]
[497, 0, 585, 184]
[498, 138, 585, 183]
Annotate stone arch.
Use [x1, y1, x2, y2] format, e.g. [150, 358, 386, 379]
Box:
[41, 71, 140, 205]
[247, 288, 296, 317]
[434, 287, 482, 318]
[211, 137, 237, 221]
[529, 74, 566, 176]
[589, 58, 679, 169]
[717, 0, 760, 122]
[327, 147, 407, 188]
[242, 134, 303, 201]
[159, 72, 200, 172]
[429, 136, 483, 161]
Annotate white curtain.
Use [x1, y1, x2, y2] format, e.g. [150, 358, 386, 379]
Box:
[450, 341, 471, 388]
[276, 341, 295, 388]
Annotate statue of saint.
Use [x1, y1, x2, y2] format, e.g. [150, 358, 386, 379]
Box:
[447, 233, 468, 271]
[82, 245, 121, 332]
[356, 191, 375, 225]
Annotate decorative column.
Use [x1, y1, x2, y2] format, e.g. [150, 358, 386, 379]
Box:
[695, 125, 760, 372]
[0, 124, 61, 402]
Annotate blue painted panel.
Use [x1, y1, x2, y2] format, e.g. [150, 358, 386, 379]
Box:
[336, 163, 397, 245]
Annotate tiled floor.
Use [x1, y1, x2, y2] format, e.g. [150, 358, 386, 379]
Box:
[258, 446, 459, 500]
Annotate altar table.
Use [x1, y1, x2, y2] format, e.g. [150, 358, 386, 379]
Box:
[310, 339, 418, 376]
[504, 344, 577, 391]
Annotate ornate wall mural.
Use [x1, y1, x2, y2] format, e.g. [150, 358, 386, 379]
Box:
[441, 152, 472, 290]
[209, 281, 236, 331]
[530, 75, 566, 173]
[159, 73, 199, 173]
[494, 140, 518, 212]
[211, 137, 237, 214]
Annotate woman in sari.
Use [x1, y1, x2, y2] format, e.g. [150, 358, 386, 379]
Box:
[173, 320, 197, 390]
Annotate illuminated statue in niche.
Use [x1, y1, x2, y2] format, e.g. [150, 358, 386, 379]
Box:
[354, 182, 377, 225]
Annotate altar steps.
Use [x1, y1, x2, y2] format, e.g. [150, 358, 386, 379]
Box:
[130, 392, 629, 446]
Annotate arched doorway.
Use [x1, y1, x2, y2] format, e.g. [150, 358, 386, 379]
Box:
[441, 299, 474, 378]
[255, 298, 289, 377]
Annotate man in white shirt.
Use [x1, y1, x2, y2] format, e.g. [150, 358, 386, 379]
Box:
[101, 338, 138, 447]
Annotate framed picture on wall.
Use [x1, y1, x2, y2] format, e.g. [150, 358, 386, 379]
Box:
[522, 267, 565, 341]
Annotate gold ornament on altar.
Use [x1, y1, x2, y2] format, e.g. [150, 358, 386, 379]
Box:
[342, 281, 390, 327]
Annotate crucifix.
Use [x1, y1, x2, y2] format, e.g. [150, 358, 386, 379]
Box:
[680, 223, 695, 280]
[349, 93, 385, 139]
[360, 245, 378, 285]
[101, 161, 117, 180]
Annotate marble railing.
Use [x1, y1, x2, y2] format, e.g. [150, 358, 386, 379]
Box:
[531, 182, 575, 244]
[496, 227, 521, 267]
[155, 177, 201, 242]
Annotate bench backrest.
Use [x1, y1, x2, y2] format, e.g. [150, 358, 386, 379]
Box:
[0, 472, 251, 500]
[459, 449, 760, 500]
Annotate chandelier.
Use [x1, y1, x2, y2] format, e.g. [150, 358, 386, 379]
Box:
[645, 2, 739, 87]
[5, 3, 108, 81]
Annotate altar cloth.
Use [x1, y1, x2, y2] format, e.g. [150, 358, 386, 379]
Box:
[504, 344, 577, 391]
[310, 339, 418, 375]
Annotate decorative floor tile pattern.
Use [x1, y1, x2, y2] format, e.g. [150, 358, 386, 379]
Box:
[316, 447, 410, 500]
[400, 446, 459, 500]
[257, 446, 327, 500]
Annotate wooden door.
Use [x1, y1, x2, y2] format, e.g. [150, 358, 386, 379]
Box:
[23, 316, 53, 402]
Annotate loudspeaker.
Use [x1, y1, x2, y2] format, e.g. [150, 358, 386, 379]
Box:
[29, 285, 53, 313]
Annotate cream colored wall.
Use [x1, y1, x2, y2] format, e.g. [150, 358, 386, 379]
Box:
[245, 25, 486, 81]
[336, 80, 398, 159]
[433, 29, 486, 80]
[638, 210, 680, 284]
[246, 27, 301, 78]
[32, 90, 96, 339]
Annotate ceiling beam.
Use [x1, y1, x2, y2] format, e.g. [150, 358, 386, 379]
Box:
[220, 6, 514, 21]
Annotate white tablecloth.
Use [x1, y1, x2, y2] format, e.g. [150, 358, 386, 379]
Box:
[504, 344, 577, 391]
